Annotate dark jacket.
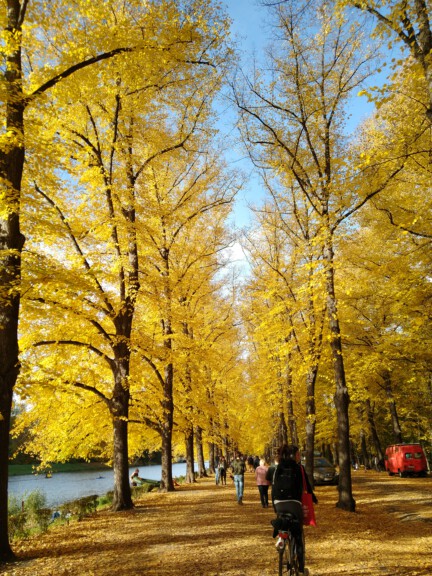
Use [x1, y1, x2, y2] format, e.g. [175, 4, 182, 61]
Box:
[231, 458, 246, 475]
[268, 459, 318, 504]
[271, 458, 303, 502]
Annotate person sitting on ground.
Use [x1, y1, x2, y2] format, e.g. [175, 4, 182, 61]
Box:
[269, 444, 317, 576]
[130, 468, 144, 486]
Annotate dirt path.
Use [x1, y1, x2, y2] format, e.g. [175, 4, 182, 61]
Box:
[1, 470, 432, 576]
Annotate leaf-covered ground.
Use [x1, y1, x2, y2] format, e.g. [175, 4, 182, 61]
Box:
[1, 470, 432, 576]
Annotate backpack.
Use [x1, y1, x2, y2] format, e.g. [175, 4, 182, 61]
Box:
[272, 464, 298, 500]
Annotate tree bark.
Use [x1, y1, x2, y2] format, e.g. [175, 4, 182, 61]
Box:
[195, 426, 207, 477]
[286, 363, 298, 446]
[208, 442, 215, 474]
[365, 398, 384, 462]
[184, 428, 196, 483]
[304, 367, 318, 482]
[324, 234, 355, 512]
[110, 338, 133, 510]
[112, 414, 133, 510]
[0, 0, 26, 559]
[359, 428, 369, 468]
[0, 376, 14, 561]
[277, 410, 288, 447]
[160, 423, 174, 492]
[276, 372, 288, 446]
[160, 363, 174, 491]
[382, 370, 403, 443]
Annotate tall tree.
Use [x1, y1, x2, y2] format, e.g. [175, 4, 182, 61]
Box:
[123, 139, 238, 490]
[0, 0, 139, 558]
[234, 0, 407, 510]
[242, 176, 327, 479]
[0, 0, 231, 558]
[335, 58, 432, 451]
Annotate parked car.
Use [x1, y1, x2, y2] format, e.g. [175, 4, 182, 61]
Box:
[312, 457, 339, 485]
[384, 444, 428, 477]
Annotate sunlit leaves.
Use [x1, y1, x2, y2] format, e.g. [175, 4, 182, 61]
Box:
[11, 0, 236, 473]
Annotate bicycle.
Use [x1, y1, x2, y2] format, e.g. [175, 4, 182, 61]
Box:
[273, 511, 300, 576]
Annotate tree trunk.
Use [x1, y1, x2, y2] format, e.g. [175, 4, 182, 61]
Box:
[223, 435, 229, 460]
[160, 364, 174, 491]
[324, 234, 355, 512]
[195, 426, 207, 477]
[360, 428, 369, 468]
[160, 425, 174, 491]
[365, 399, 384, 462]
[304, 367, 318, 482]
[208, 442, 215, 474]
[277, 410, 288, 447]
[0, 2, 26, 559]
[303, 254, 324, 481]
[112, 416, 133, 510]
[110, 355, 133, 510]
[0, 378, 14, 560]
[180, 320, 196, 482]
[184, 428, 196, 483]
[382, 370, 403, 443]
[286, 365, 298, 446]
[277, 374, 288, 446]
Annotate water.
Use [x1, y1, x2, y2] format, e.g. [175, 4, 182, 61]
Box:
[8, 463, 190, 508]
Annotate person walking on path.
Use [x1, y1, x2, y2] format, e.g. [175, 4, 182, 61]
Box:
[255, 458, 271, 507]
[231, 453, 246, 504]
[215, 456, 221, 485]
[247, 455, 254, 472]
[219, 456, 227, 485]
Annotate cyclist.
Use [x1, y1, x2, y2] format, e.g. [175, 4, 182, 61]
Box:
[267, 444, 317, 576]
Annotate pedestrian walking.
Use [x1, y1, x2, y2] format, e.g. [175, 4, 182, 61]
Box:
[255, 458, 271, 507]
[218, 456, 227, 485]
[230, 453, 246, 504]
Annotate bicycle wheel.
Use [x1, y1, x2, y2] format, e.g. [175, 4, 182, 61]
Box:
[288, 537, 299, 576]
[278, 540, 290, 576]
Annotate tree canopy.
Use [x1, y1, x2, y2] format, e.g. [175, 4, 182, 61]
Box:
[2, 0, 432, 561]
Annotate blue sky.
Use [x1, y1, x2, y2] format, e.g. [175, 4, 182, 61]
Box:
[225, 0, 270, 56]
[223, 0, 272, 229]
[222, 0, 378, 230]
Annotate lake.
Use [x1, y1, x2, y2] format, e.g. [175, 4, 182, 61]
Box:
[8, 463, 191, 508]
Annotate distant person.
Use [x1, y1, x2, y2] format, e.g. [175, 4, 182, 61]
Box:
[231, 453, 246, 504]
[130, 468, 144, 486]
[253, 455, 260, 470]
[255, 458, 271, 507]
[215, 457, 221, 485]
[265, 457, 278, 483]
[269, 444, 317, 576]
[218, 456, 227, 485]
[247, 455, 254, 473]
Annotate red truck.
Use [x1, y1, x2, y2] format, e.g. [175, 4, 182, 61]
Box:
[384, 443, 428, 477]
